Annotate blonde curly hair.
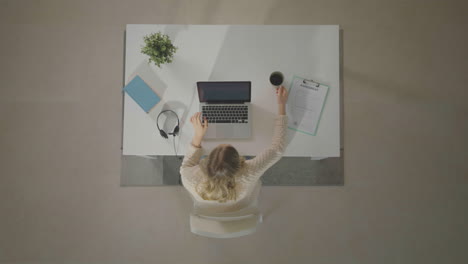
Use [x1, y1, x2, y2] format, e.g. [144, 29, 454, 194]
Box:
[197, 144, 245, 202]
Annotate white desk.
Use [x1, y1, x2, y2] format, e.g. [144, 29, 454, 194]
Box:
[123, 25, 340, 157]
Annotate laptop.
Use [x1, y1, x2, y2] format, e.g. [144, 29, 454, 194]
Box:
[197, 81, 252, 139]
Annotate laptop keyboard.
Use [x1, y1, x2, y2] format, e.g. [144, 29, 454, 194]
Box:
[202, 105, 248, 123]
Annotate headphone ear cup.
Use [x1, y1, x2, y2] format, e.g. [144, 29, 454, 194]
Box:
[173, 125, 179, 135]
[159, 130, 168, 139]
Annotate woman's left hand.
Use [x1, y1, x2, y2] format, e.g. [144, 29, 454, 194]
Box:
[190, 112, 208, 142]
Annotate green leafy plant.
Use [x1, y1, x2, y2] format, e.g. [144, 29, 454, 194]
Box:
[141, 32, 177, 68]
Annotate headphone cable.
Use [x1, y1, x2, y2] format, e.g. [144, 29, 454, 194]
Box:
[172, 135, 179, 159]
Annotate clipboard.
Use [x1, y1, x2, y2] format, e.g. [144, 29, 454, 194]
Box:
[287, 75, 330, 136]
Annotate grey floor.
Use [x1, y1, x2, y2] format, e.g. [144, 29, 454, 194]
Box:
[1, 0, 468, 263]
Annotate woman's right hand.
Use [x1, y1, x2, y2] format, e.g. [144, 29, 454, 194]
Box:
[190, 112, 208, 143]
[276, 85, 288, 105]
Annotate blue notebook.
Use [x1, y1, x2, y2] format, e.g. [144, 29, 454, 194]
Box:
[123, 75, 161, 113]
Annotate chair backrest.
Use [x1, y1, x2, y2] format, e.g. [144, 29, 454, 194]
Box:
[188, 181, 263, 238]
[190, 207, 262, 238]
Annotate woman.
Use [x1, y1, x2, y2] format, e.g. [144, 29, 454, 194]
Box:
[180, 86, 288, 213]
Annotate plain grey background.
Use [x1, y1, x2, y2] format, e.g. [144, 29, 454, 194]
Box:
[0, 0, 467, 263]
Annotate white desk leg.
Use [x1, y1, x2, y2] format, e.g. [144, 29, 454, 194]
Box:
[310, 157, 327, 160]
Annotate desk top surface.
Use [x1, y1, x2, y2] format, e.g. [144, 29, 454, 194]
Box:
[123, 25, 340, 157]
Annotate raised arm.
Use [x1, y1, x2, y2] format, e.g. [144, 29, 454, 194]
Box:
[245, 86, 288, 179]
[180, 112, 208, 172]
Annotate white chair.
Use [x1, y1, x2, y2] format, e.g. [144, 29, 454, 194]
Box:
[189, 181, 263, 238]
[190, 206, 262, 238]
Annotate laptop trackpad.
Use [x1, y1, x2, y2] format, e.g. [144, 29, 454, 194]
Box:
[216, 125, 234, 138]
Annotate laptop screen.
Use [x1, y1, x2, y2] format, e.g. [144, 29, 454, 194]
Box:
[197, 81, 251, 103]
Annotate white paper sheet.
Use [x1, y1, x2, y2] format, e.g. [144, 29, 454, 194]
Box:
[287, 77, 329, 135]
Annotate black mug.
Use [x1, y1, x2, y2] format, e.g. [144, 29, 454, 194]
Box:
[270, 71, 284, 88]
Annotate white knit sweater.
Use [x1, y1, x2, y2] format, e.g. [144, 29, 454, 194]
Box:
[180, 115, 288, 213]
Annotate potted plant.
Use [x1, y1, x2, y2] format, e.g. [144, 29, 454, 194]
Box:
[141, 32, 178, 68]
